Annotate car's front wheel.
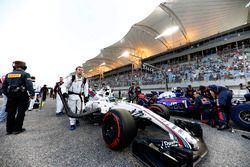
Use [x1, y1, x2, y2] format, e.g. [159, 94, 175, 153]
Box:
[102, 109, 137, 150]
[149, 104, 170, 120]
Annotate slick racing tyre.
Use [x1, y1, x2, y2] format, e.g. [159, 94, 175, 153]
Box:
[149, 104, 170, 120]
[102, 109, 137, 150]
[231, 104, 250, 131]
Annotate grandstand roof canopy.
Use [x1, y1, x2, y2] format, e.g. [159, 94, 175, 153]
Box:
[83, 0, 249, 77]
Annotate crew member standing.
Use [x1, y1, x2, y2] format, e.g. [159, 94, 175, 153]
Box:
[54, 77, 64, 115]
[28, 76, 40, 111]
[2, 61, 34, 135]
[61, 66, 88, 130]
[135, 82, 142, 102]
[128, 82, 135, 102]
[185, 85, 195, 99]
[40, 84, 48, 102]
[88, 84, 98, 100]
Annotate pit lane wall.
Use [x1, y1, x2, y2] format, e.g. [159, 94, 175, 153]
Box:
[112, 78, 249, 99]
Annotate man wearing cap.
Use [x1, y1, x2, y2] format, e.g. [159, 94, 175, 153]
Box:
[2, 61, 34, 135]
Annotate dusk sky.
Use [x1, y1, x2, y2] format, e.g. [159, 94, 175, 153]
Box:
[0, 0, 164, 87]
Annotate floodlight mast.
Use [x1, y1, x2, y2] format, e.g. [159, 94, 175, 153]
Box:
[119, 51, 142, 83]
[142, 62, 169, 91]
[98, 62, 106, 85]
[119, 51, 169, 90]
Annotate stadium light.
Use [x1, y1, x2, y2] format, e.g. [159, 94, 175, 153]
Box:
[118, 50, 142, 82]
[118, 50, 142, 60]
[245, 2, 250, 8]
[97, 62, 106, 83]
[118, 51, 130, 59]
[99, 62, 106, 66]
[155, 25, 179, 39]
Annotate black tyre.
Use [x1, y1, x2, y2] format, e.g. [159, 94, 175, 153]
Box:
[149, 104, 170, 120]
[102, 109, 137, 150]
[231, 104, 250, 131]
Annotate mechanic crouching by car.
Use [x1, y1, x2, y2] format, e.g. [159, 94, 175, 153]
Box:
[61, 66, 89, 131]
[193, 91, 215, 126]
[208, 85, 233, 130]
[2, 61, 34, 135]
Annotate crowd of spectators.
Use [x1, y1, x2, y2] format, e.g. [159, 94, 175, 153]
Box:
[90, 48, 250, 88]
[165, 50, 250, 83]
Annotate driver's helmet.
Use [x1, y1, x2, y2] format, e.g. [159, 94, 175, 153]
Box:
[172, 87, 183, 97]
[171, 87, 177, 92]
[172, 87, 182, 93]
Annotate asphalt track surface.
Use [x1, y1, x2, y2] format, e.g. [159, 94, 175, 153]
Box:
[0, 98, 249, 167]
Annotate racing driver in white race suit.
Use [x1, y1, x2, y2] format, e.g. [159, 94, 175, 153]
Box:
[61, 66, 89, 130]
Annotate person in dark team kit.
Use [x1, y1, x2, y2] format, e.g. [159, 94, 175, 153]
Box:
[2, 61, 34, 135]
[134, 82, 142, 102]
[128, 82, 135, 102]
[185, 85, 195, 99]
[208, 85, 232, 130]
[54, 77, 64, 115]
[40, 84, 48, 102]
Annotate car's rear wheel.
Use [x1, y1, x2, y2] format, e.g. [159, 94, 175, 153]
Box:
[102, 109, 137, 150]
[149, 104, 170, 120]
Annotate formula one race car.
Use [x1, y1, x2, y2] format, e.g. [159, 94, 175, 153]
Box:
[153, 91, 250, 131]
[58, 88, 208, 166]
[138, 91, 195, 115]
[157, 96, 195, 114]
[102, 103, 207, 167]
[58, 87, 169, 122]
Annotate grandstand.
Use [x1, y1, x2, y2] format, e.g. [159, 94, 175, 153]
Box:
[83, 0, 250, 97]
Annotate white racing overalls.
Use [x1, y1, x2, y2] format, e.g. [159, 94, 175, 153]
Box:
[61, 75, 88, 126]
